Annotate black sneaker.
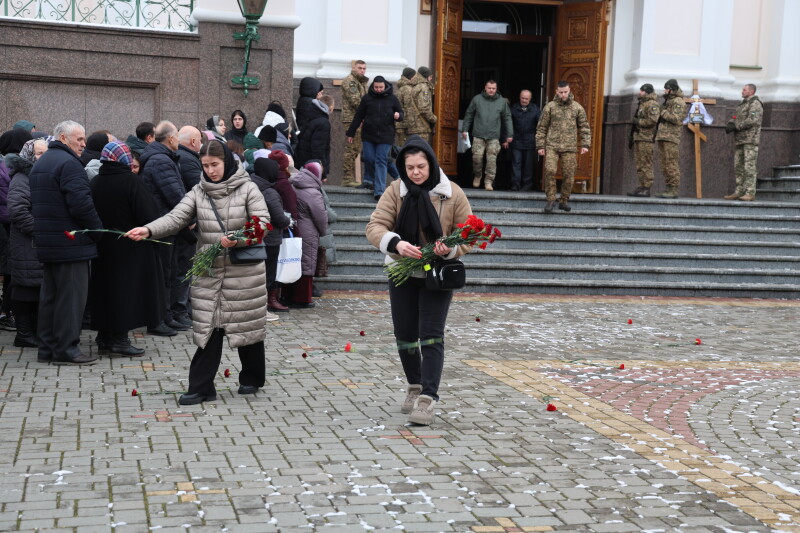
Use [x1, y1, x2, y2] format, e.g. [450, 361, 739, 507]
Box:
[0, 315, 16, 331]
[358, 183, 374, 190]
[558, 202, 572, 212]
[147, 322, 178, 337]
[166, 319, 190, 331]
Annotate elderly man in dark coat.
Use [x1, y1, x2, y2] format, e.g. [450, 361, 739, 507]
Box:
[90, 141, 165, 356]
[139, 120, 186, 336]
[29, 120, 103, 365]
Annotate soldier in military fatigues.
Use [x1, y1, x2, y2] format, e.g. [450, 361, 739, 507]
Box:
[654, 79, 686, 198]
[395, 68, 417, 148]
[627, 83, 662, 197]
[407, 69, 437, 145]
[724, 83, 763, 201]
[535, 81, 591, 213]
[341, 60, 369, 187]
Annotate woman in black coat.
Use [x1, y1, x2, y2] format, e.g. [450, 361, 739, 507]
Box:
[89, 141, 166, 356]
[251, 158, 292, 312]
[294, 99, 331, 174]
[224, 109, 249, 145]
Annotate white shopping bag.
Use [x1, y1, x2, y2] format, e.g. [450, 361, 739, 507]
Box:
[457, 120, 471, 153]
[275, 229, 303, 284]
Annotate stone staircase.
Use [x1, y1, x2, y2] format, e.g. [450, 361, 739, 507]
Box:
[318, 187, 800, 299]
[758, 165, 800, 202]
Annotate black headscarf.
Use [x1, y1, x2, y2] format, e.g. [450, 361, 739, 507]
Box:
[201, 140, 238, 183]
[0, 128, 33, 155]
[393, 135, 443, 246]
[253, 158, 279, 183]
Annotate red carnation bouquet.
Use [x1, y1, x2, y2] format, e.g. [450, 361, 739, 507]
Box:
[185, 216, 272, 281]
[385, 214, 501, 286]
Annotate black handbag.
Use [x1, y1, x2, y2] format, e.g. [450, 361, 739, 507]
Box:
[425, 258, 466, 291]
[206, 195, 267, 264]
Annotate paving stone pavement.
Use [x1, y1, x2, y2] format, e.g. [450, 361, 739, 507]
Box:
[0, 291, 799, 532]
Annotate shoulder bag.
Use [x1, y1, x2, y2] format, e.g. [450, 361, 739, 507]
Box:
[424, 258, 466, 291]
[206, 194, 267, 264]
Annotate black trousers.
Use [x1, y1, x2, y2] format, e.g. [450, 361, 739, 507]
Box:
[38, 261, 89, 360]
[187, 328, 265, 395]
[170, 234, 194, 320]
[388, 277, 453, 400]
[157, 235, 176, 321]
[265, 244, 280, 290]
[510, 148, 536, 190]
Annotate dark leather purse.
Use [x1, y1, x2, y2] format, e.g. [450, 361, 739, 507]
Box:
[424, 258, 466, 291]
[206, 195, 267, 264]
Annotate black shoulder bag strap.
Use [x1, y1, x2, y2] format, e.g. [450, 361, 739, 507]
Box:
[205, 193, 228, 234]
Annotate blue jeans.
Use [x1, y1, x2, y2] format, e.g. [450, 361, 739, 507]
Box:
[362, 141, 391, 197]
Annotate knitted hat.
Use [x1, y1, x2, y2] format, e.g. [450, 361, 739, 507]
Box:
[258, 125, 277, 143]
[417, 66, 432, 79]
[13, 120, 35, 132]
[268, 149, 289, 171]
[100, 141, 133, 167]
[664, 79, 679, 91]
[402, 67, 416, 79]
[303, 160, 323, 180]
[640, 83, 654, 94]
[266, 102, 286, 119]
[243, 133, 262, 150]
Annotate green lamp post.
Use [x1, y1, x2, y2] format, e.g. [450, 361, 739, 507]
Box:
[232, 0, 269, 96]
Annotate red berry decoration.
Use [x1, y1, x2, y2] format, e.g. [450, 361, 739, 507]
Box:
[302, 352, 308, 359]
[546, 403, 557, 411]
[627, 319, 633, 325]
[359, 331, 365, 336]
[131, 389, 138, 397]
[695, 338, 702, 345]
[224, 368, 231, 378]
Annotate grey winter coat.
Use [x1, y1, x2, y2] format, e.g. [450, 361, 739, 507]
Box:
[145, 164, 270, 349]
[290, 168, 327, 276]
[5, 155, 43, 288]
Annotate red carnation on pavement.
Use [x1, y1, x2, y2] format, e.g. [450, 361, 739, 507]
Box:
[64, 231, 76, 240]
[131, 389, 138, 397]
[475, 316, 481, 322]
[359, 331, 365, 336]
[302, 352, 308, 359]
[344, 342, 352, 352]
[546, 403, 557, 411]
[224, 368, 231, 378]
[627, 319, 633, 325]
[695, 338, 702, 345]
[619, 364, 625, 370]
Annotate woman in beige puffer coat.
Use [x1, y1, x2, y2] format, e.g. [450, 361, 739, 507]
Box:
[127, 140, 270, 405]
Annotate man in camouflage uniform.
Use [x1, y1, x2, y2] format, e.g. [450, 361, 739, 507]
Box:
[627, 83, 661, 197]
[535, 80, 591, 213]
[724, 83, 763, 201]
[654, 79, 686, 198]
[406, 68, 437, 145]
[341, 60, 368, 187]
[395, 68, 417, 147]
[461, 80, 513, 191]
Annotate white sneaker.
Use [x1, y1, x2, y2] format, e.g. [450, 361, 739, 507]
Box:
[266, 310, 279, 322]
[401, 384, 422, 414]
[408, 394, 437, 425]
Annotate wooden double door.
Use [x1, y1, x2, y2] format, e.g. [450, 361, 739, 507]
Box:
[433, 0, 609, 193]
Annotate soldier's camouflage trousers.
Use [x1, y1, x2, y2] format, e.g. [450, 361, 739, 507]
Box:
[634, 141, 655, 188]
[657, 140, 680, 188]
[472, 137, 501, 184]
[734, 144, 759, 196]
[342, 123, 361, 185]
[395, 130, 407, 150]
[544, 148, 577, 202]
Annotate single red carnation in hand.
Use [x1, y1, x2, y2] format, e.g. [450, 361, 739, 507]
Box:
[344, 342, 352, 352]
[131, 389, 138, 396]
[64, 231, 76, 240]
[546, 403, 557, 411]
[224, 368, 231, 378]
[619, 364, 625, 370]
[695, 338, 702, 345]
[627, 319, 633, 325]
[359, 330, 365, 336]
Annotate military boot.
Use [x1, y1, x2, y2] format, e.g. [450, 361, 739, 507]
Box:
[656, 186, 679, 199]
[627, 186, 651, 197]
[484, 178, 494, 191]
[472, 176, 481, 188]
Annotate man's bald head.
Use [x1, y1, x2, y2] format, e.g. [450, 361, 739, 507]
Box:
[178, 125, 202, 151]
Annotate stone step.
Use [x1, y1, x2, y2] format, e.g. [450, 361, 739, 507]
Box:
[330, 245, 800, 269]
[316, 275, 800, 298]
[774, 165, 800, 179]
[757, 176, 800, 190]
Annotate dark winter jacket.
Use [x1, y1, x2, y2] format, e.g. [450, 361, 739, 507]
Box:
[294, 100, 331, 173]
[272, 171, 299, 235]
[176, 144, 202, 192]
[0, 160, 10, 224]
[296, 77, 324, 134]
[462, 90, 513, 141]
[290, 168, 327, 276]
[124, 135, 149, 153]
[79, 133, 109, 166]
[139, 141, 186, 216]
[29, 141, 103, 262]
[346, 80, 404, 145]
[509, 101, 540, 150]
[224, 110, 249, 145]
[89, 160, 165, 331]
[5, 154, 43, 287]
[273, 127, 294, 157]
[251, 171, 291, 248]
